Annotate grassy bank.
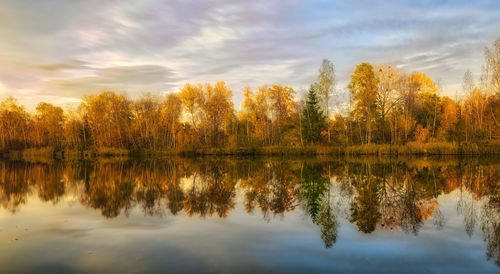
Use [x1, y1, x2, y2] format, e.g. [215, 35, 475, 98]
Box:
[1, 147, 129, 160]
[176, 142, 500, 156]
[344, 142, 500, 156]
[1, 142, 499, 160]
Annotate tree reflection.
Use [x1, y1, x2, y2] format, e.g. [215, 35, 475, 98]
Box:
[80, 162, 136, 218]
[482, 196, 500, 267]
[480, 164, 500, 267]
[240, 161, 298, 219]
[0, 157, 499, 266]
[0, 161, 30, 212]
[349, 163, 381, 233]
[299, 162, 338, 247]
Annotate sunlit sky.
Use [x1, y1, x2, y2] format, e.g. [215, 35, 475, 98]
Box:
[0, 0, 499, 109]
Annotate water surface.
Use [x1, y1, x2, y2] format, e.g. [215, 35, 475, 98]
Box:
[0, 157, 499, 273]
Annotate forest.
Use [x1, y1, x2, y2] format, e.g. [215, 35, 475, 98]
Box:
[0, 38, 499, 156]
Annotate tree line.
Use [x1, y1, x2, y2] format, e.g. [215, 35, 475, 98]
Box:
[0, 38, 499, 153]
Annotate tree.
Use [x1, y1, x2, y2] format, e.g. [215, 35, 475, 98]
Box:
[302, 85, 326, 144]
[179, 83, 204, 131]
[482, 37, 500, 95]
[267, 85, 296, 144]
[415, 91, 441, 139]
[33, 102, 64, 148]
[314, 59, 336, 143]
[131, 93, 162, 149]
[0, 97, 30, 150]
[80, 91, 132, 148]
[161, 93, 182, 148]
[202, 82, 234, 147]
[463, 70, 475, 95]
[348, 63, 379, 144]
[482, 38, 500, 139]
[63, 111, 89, 150]
[375, 65, 402, 120]
[375, 65, 403, 143]
[397, 73, 425, 142]
[439, 96, 459, 141]
[464, 88, 487, 141]
[240, 86, 272, 145]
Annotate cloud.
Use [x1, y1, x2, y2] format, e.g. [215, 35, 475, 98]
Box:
[44, 65, 177, 98]
[0, 0, 499, 108]
[34, 59, 89, 72]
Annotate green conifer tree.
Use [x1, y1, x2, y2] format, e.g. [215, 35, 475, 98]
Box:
[302, 85, 326, 143]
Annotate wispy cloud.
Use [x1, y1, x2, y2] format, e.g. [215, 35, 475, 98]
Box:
[43, 65, 176, 98]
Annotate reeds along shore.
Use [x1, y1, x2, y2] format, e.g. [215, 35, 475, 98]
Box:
[0, 38, 499, 157]
[3, 142, 500, 161]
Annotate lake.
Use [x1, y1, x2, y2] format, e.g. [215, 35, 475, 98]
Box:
[0, 156, 499, 273]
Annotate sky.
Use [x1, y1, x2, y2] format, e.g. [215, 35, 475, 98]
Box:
[0, 0, 499, 110]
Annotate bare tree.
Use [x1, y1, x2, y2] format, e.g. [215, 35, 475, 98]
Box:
[314, 59, 336, 143]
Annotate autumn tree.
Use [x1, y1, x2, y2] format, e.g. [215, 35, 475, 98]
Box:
[267, 85, 296, 144]
[375, 65, 403, 143]
[415, 90, 440, 139]
[131, 93, 162, 149]
[80, 91, 132, 148]
[0, 97, 30, 150]
[240, 87, 256, 145]
[179, 83, 204, 131]
[461, 70, 488, 142]
[240, 86, 272, 145]
[161, 93, 182, 148]
[348, 63, 379, 144]
[438, 96, 459, 141]
[63, 111, 89, 150]
[397, 73, 422, 142]
[464, 88, 487, 142]
[202, 82, 234, 147]
[33, 102, 64, 148]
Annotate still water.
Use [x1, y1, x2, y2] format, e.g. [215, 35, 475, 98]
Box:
[0, 156, 499, 273]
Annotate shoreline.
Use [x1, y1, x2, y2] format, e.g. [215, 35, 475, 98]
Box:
[2, 142, 500, 160]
